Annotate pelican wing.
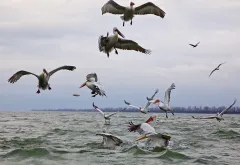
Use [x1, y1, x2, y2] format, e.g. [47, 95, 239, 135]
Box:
[87, 73, 98, 82]
[93, 82, 106, 96]
[101, 0, 126, 15]
[49, 65, 76, 77]
[8, 70, 39, 83]
[93, 102, 105, 117]
[115, 38, 151, 54]
[219, 99, 237, 116]
[124, 100, 140, 110]
[134, 2, 166, 18]
[106, 112, 117, 118]
[192, 116, 216, 119]
[164, 83, 176, 108]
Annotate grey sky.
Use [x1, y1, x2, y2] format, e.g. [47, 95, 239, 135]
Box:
[0, 0, 239, 111]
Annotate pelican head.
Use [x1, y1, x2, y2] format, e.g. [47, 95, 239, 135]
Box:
[130, 2, 135, 6]
[80, 81, 87, 88]
[43, 69, 49, 76]
[113, 27, 125, 38]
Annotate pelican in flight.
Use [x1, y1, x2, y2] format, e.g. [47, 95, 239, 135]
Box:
[101, 0, 166, 26]
[189, 42, 200, 48]
[98, 27, 151, 58]
[93, 102, 117, 125]
[192, 99, 237, 122]
[209, 62, 226, 77]
[124, 89, 160, 114]
[96, 132, 123, 148]
[128, 116, 171, 148]
[158, 83, 176, 118]
[80, 73, 106, 97]
[8, 66, 76, 94]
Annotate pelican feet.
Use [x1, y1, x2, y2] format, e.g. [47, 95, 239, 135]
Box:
[36, 89, 40, 94]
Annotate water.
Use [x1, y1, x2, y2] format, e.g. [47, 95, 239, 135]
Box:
[0, 112, 239, 165]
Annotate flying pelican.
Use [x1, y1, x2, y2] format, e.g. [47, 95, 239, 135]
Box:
[98, 27, 151, 58]
[124, 89, 160, 114]
[73, 94, 80, 97]
[96, 132, 123, 148]
[189, 42, 200, 48]
[93, 102, 117, 125]
[192, 99, 237, 122]
[8, 66, 76, 94]
[101, 0, 166, 26]
[128, 118, 171, 148]
[80, 73, 106, 97]
[209, 62, 226, 77]
[158, 83, 176, 118]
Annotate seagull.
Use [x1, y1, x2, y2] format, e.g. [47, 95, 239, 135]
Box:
[189, 42, 200, 48]
[101, 0, 166, 26]
[192, 99, 237, 122]
[158, 83, 176, 118]
[96, 132, 123, 148]
[124, 89, 160, 114]
[73, 94, 80, 97]
[8, 66, 76, 94]
[209, 62, 226, 77]
[80, 73, 106, 97]
[93, 102, 117, 125]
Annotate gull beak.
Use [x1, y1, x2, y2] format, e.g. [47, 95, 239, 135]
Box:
[116, 29, 125, 38]
[136, 135, 147, 141]
[80, 82, 87, 88]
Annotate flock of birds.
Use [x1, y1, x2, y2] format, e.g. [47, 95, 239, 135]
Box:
[7, 0, 238, 149]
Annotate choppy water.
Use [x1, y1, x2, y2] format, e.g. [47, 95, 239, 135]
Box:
[0, 112, 239, 165]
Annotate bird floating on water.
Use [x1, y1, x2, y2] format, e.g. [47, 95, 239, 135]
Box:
[192, 99, 237, 122]
[93, 102, 117, 125]
[96, 132, 123, 148]
[80, 73, 106, 97]
[209, 62, 226, 77]
[98, 27, 151, 58]
[189, 42, 200, 48]
[101, 0, 166, 26]
[124, 89, 159, 114]
[8, 66, 76, 94]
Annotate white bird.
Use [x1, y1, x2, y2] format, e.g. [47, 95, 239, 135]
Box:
[8, 66, 76, 94]
[189, 42, 200, 48]
[209, 62, 226, 77]
[101, 0, 166, 26]
[192, 99, 237, 122]
[98, 27, 151, 58]
[128, 116, 171, 148]
[96, 132, 123, 148]
[124, 89, 160, 114]
[158, 83, 175, 118]
[80, 73, 106, 97]
[93, 102, 117, 125]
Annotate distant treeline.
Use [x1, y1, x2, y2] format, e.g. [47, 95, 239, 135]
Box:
[32, 106, 240, 114]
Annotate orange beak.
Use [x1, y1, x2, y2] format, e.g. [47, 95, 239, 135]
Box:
[153, 99, 160, 104]
[80, 82, 86, 88]
[136, 135, 147, 141]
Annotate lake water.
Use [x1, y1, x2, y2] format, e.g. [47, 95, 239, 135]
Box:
[0, 112, 239, 165]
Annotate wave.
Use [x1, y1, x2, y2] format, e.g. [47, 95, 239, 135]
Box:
[212, 129, 240, 139]
[1, 148, 50, 158]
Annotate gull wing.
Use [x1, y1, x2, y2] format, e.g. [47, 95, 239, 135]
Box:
[124, 100, 140, 110]
[192, 116, 216, 119]
[219, 99, 237, 116]
[209, 68, 217, 77]
[93, 102, 105, 117]
[106, 112, 117, 118]
[49, 65, 76, 77]
[164, 83, 175, 108]
[87, 73, 98, 82]
[8, 70, 39, 83]
[96, 133, 123, 144]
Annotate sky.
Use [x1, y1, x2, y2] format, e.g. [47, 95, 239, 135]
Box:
[0, 0, 239, 111]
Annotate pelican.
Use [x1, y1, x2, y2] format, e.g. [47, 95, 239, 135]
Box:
[93, 102, 117, 125]
[158, 83, 176, 118]
[98, 27, 151, 58]
[192, 99, 237, 122]
[8, 66, 76, 94]
[96, 132, 123, 148]
[189, 42, 200, 48]
[101, 0, 166, 26]
[209, 62, 226, 77]
[124, 89, 159, 114]
[80, 73, 106, 97]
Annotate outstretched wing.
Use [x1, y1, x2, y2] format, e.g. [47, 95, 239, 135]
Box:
[87, 73, 98, 82]
[8, 70, 39, 83]
[124, 100, 140, 110]
[217, 62, 226, 68]
[115, 38, 151, 54]
[106, 112, 117, 118]
[149, 89, 159, 100]
[49, 65, 76, 77]
[101, 0, 126, 15]
[209, 68, 217, 77]
[189, 44, 195, 47]
[219, 99, 237, 116]
[196, 42, 200, 46]
[134, 2, 166, 18]
[192, 116, 216, 119]
[164, 83, 175, 108]
[93, 102, 105, 117]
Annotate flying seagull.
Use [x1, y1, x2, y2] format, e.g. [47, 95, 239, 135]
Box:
[101, 0, 166, 26]
[189, 42, 200, 48]
[93, 102, 117, 125]
[192, 99, 237, 122]
[8, 66, 76, 94]
[209, 62, 226, 77]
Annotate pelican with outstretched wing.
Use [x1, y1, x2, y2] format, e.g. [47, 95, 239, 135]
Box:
[98, 27, 151, 57]
[8, 66, 76, 94]
[101, 0, 166, 26]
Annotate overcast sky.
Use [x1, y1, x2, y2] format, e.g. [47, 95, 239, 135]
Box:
[0, 0, 239, 111]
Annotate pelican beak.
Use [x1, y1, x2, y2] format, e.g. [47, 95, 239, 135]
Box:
[116, 29, 125, 38]
[136, 135, 147, 141]
[80, 82, 87, 88]
[153, 99, 160, 104]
